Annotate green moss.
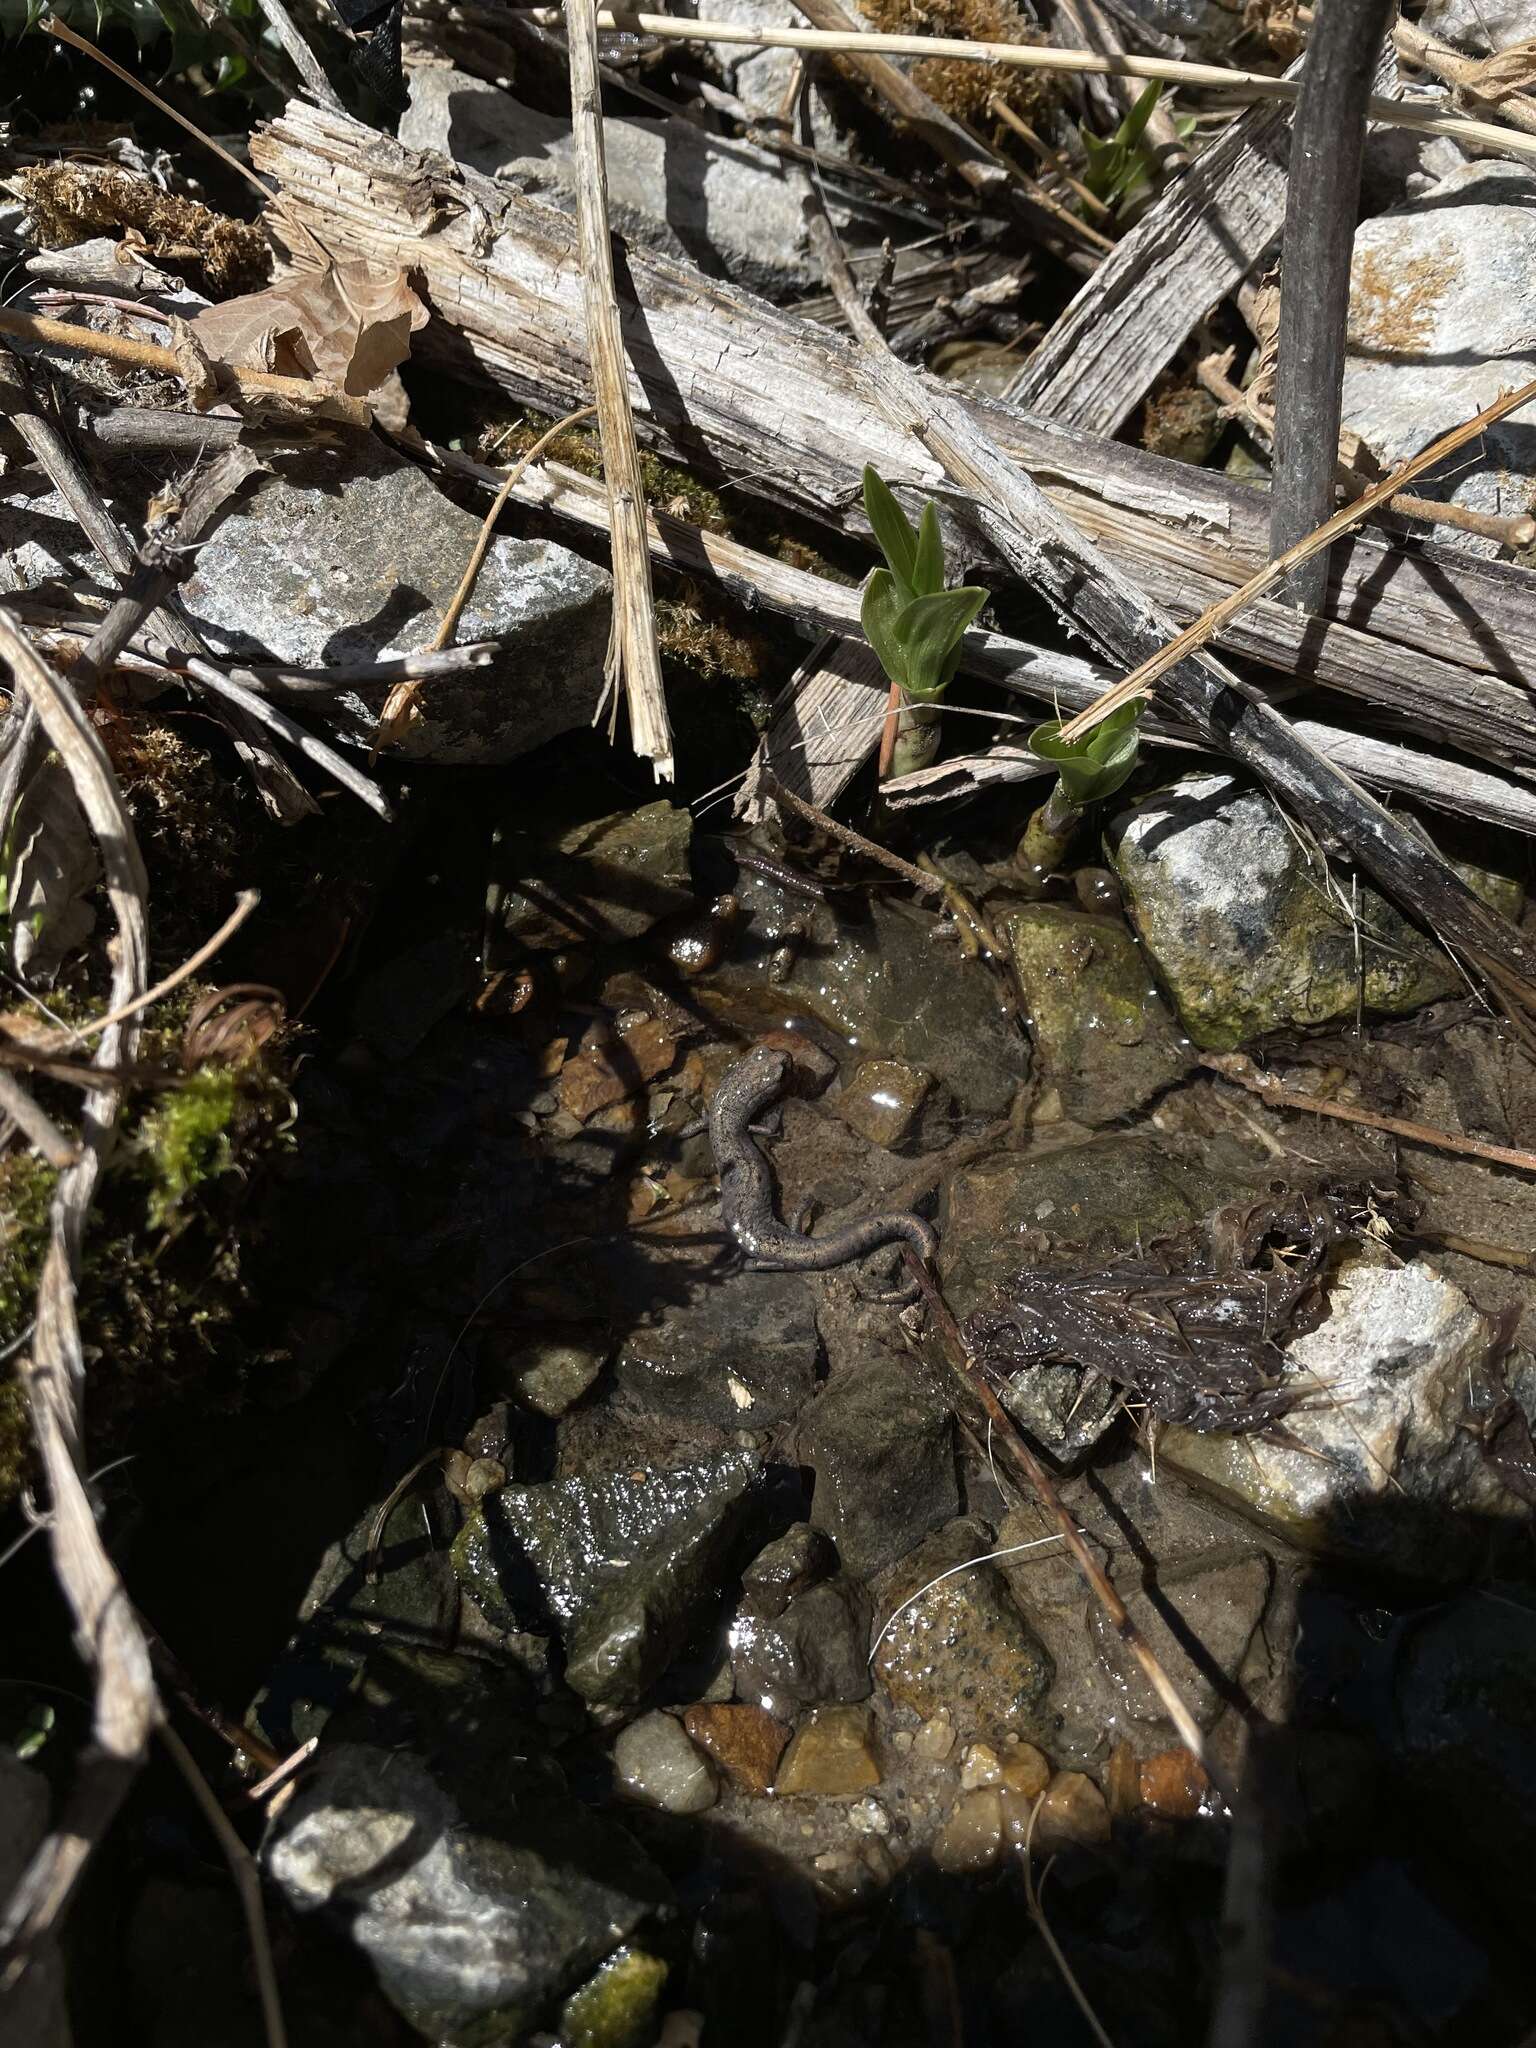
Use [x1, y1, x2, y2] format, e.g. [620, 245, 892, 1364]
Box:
[133, 1066, 242, 1228]
[561, 1948, 669, 2048]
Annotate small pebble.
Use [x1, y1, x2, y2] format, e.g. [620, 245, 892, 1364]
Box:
[931, 1788, 1003, 1874]
[810, 1848, 875, 1904]
[1139, 1746, 1213, 1821]
[1073, 866, 1123, 915]
[847, 1796, 892, 1837]
[682, 1703, 788, 1796]
[999, 1744, 1051, 1802]
[1032, 1771, 1111, 1854]
[912, 1710, 956, 1762]
[959, 1743, 1002, 1791]
[774, 1706, 882, 1798]
[1106, 1741, 1142, 1821]
[613, 1712, 717, 1814]
[835, 1057, 932, 1150]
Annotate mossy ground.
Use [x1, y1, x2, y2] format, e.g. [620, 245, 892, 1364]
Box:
[858, 0, 1056, 127]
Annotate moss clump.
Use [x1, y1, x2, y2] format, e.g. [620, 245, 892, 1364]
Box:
[560, 1949, 669, 2048]
[1, 1154, 57, 1503]
[860, 0, 1055, 125]
[17, 164, 269, 297]
[132, 1065, 243, 1229]
[655, 590, 768, 684]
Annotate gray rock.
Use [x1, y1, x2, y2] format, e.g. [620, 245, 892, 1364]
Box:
[492, 798, 695, 950]
[1089, 1550, 1273, 1730]
[739, 1521, 835, 1619]
[1107, 773, 1521, 1048]
[871, 1517, 1055, 1743]
[1394, 1591, 1536, 1903]
[1420, 0, 1536, 52]
[800, 1354, 957, 1575]
[181, 436, 611, 765]
[731, 1574, 874, 1712]
[1343, 160, 1536, 553]
[1160, 1255, 1536, 1577]
[264, 1696, 670, 2043]
[453, 1452, 763, 1711]
[614, 1266, 819, 1427]
[613, 1710, 719, 1813]
[402, 65, 825, 294]
[1004, 903, 1192, 1124]
[498, 1327, 611, 1419]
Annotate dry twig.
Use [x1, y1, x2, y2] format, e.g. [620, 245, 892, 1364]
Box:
[565, 0, 674, 779]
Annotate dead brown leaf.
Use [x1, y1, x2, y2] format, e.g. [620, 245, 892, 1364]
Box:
[193, 259, 427, 428]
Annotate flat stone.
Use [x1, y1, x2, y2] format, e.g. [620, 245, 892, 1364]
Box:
[262, 1677, 671, 2043]
[401, 65, 828, 294]
[495, 1328, 609, 1420]
[1033, 1771, 1111, 1854]
[774, 1704, 882, 1797]
[682, 1702, 789, 1795]
[1343, 161, 1536, 554]
[1090, 1551, 1272, 1730]
[834, 1058, 934, 1150]
[559, 1017, 681, 1122]
[614, 1266, 819, 1429]
[494, 800, 695, 952]
[800, 1354, 957, 1575]
[1159, 1256, 1530, 1578]
[730, 1575, 873, 1713]
[613, 1712, 718, 1814]
[1107, 773, 1521, 1049]
[453, 1453, 762, 1712]
[181, 437, 611, 765]
[872, 1518, 1054, 1743]
[1004, 904, 1191, 1124]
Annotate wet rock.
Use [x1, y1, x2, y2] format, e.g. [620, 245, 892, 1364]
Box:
[1139, 1747, 1214, 1822]
[1107, 773, 1521, 1048]
[835, 1057, 934, 1149]
[1160, 1256, 1527, 1577]
[493, 800, 694, 951]
[0, 1756, 68, 2048]
[561, 1947, 670, 2048]
[774, 1704, 882, 1796]
[181, 436, 611, 765]
[1090, 1550, 1272, 1730]
[932, 1787, 1005, 1874]
[799, 1354, 957, 1574]
[871, 1517, 1054, 1743]
[1033, 1771, 1111, 1854]
[913, 1709, 957, 1761]
[1343, 161, 1536, 552]
[559, 1017, 681, 1121]
[1393, 1591, 1536, 1900]
[402, 65, 827, 294]
[958, 1740, 1052, 1799]
[730, 1574, 873, 1712]
[739, 1521, 835, 1618]
[453, 1452, 762, 1712]
[682, 1702, 790, 1794]
[1003, 904, 1191, 1124]
[614, 1712, 718, 1814]
[262, 1671, 671, 2044]
[614, 1268, 819, 1428]
[717, 884, 1029, 1116]
[496, 1326, 610, 1419]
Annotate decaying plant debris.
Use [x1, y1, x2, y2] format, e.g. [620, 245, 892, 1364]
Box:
[7, 0, 1536, 2041]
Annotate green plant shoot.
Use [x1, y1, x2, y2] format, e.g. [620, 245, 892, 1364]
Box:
[1017, 697, 1143, 885]
[1080, 83, 1195, 212]
[859, 467, 989, 780]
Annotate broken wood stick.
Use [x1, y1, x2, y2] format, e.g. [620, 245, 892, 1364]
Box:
[1056, 368, 1536, 744]
[1270, 0, 1393, 611]
[565, 0, 674, 780]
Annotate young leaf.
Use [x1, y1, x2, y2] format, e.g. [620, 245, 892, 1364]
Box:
[863, 466, 918, 600]
[1120, 80, 1163, 150]
[1029, 704, 1142, 805]
[911, 500, 945, 599]
[860, 566, 909, 691]
[891, 585, 989, 698]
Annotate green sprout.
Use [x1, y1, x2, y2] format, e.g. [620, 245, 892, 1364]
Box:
[859, 467, 990, 781]
[1017, 698, 1143, 886]
[1080, 83, 1194, 213]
